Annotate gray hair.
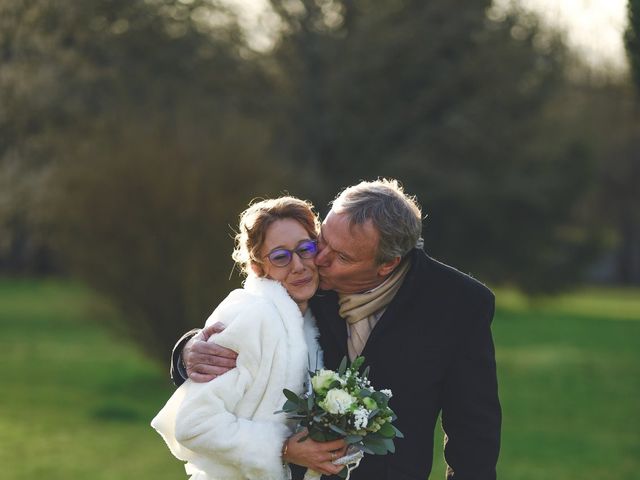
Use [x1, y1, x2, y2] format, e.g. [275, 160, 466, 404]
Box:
[330, 179, 423, 264]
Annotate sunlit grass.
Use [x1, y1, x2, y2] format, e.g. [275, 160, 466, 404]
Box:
[0, 278, 184, 480]
[495, 286, 640, 321]
[491, 287, 639, 479]
[1, 279, 639, 479]
[430, 286, 640, 480]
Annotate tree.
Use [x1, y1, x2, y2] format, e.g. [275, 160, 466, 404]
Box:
[266, 0, 602, 291]
[1, 0, 293, 360]
[627, 0, 640, 89]
[600, 0, 640, 284]
[2, 0, 625, 363]
[0, 0, 279, 263]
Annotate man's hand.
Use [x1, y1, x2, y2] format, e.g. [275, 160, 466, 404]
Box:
[283, 430, 347, 476]
[183, 322, 238, 382]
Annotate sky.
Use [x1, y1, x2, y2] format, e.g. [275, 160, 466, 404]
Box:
[226, 0, 630, 73]
[491, 0, 629, 73]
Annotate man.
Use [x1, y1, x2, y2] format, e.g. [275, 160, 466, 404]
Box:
[171, 179, 501, 479]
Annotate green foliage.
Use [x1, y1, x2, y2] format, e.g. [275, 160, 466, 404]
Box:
[612, 0, 640, 285]
[626, 0, 640, 92]
[0, 279, 185, 479]
[281, 355, 401, 460]
[2, 280, 640, 478]
[268, 0, 605, 292]
[2, 0, 634, 364]
[45, 122, 294, 361]
[1, 0, 297, 361]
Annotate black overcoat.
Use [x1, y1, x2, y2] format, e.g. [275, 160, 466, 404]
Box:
[295, 249, 501, 480]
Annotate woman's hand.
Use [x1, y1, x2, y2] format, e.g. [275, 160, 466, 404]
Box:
[283, 430, 348, 476]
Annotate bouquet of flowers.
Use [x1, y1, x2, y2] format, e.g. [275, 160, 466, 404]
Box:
[279, 356, 403, 479]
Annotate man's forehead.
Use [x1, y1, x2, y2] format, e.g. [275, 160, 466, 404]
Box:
[321, 211, 378, 257]
[322, 209, 371, 234]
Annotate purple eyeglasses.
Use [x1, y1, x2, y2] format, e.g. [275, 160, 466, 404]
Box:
[265, 239, 318, 267]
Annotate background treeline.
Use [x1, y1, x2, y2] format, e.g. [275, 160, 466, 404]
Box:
[1, 0, 639, 362]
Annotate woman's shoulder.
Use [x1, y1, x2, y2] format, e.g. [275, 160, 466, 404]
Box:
[214, 276, 301, 324]
[205, 287, 277, 330]
[203, 278, 295, 352]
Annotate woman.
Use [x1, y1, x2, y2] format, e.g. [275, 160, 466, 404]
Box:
[152, 197, 343, 480]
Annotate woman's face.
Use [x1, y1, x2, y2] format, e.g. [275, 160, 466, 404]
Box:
[259, 218, 319, 309]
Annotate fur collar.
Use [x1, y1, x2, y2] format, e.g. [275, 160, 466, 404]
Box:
[242, 274, 312, 392]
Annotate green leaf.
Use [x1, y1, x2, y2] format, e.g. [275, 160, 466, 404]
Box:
[392, 425, 404, 438]
[328, 380, 342, 390]
[338, 356, 348, 376]
[368, 408, 380, 420]
[329, 424, 348, 436]
[344, 435, 363, 444]
[382, 438, 395, 454]
[309, 430, 328, 442]
[371, 391, 388, 406]
[282, 400, 299, 412]
[359, 444, 375, 455]
[363, 434, 395, 454]
[362, 436, 389, 455]
[358, 388, 372, 398]
[378, 422, 396, 438]
[283, 389, 301, 404]
[362, 366, 370, 379]
[350, 356, 365, 372]
[337, 466, 348, 479]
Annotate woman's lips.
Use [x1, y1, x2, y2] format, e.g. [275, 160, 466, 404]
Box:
[291, 277, 312, 287]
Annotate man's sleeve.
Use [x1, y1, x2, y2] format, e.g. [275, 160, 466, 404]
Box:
[170, 329, 200, 387]
[441, 291, 502, 480]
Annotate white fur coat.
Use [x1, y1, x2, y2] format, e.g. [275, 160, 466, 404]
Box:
[151, 276, 323, 480]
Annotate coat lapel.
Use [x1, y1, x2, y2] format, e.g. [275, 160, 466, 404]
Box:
[361, 250, 435, 355]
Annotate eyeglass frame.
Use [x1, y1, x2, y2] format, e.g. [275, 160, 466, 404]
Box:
[260, 239, 319, 267]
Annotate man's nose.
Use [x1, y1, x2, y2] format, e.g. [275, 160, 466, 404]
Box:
[314, 246, 330, 267]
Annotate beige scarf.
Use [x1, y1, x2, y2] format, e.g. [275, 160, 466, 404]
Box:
[338, 258, 411, 361]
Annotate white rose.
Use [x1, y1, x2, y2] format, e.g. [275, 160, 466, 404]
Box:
[320, 388, 356, 415]
[311, 369, 338, 395]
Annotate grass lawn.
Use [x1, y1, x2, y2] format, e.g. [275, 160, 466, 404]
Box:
[431, 287, 640, 479]
[1, 279, 639, 479]
[0, 279, 184, 479]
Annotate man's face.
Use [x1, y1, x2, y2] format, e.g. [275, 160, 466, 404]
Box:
[315, 210, 387, 294]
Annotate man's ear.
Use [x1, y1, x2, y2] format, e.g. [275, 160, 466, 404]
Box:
[377, 256, 401, 277]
